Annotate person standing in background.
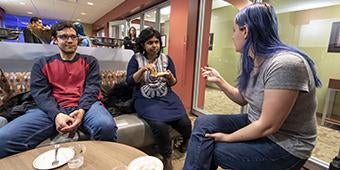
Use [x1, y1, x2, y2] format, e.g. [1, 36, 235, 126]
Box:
[23, 17, 43, 43]
[123, 26, 137, 52]
[23, 16, 51, 44]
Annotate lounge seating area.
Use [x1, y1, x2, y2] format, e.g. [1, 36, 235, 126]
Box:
[0, 42, 180, 154]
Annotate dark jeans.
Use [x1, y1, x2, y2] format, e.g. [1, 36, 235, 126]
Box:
[0, 101, 117, 158]
[145, 115, 192, 157]
[184, 114, 307, 170]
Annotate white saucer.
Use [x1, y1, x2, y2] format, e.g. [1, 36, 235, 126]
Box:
[128, 156, 163, 170]
[33, 147, 75, 170]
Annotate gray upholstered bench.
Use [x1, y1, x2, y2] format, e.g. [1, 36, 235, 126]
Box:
[115, 114, 155, 147]
[115, 114, 181, 148]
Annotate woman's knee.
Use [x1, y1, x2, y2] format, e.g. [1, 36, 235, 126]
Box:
[193, 115, 214, 131]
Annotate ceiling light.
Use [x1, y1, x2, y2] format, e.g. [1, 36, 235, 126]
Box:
[19, 2, 26, 5]
[146, 14, 151, 18]
[81, 12, 86, 15]
[76, 19, 81, 21]
[87, 2, 94, 6]
[27, 11, 33, 14]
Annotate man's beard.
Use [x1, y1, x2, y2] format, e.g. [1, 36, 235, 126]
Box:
[60, 46, 77, 55]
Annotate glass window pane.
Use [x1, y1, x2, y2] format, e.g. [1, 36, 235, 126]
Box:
[130, 16, 141, 36]
[269, 1, 340, 164]
[96, 29, 104, 37]
[144, 10, 156, 29]
[110, 22, 125, 39]
[197, 0, 340, 166]
[203, 1, 240, 115]
[160, 5, 171, 54]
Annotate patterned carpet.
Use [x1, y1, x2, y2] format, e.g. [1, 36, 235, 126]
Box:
[170, 88, 339, 169]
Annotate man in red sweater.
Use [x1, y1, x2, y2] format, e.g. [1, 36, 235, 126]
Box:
[0, 21, 117, 158]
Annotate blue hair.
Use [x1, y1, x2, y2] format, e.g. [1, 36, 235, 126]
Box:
[235, 3, 322, 92]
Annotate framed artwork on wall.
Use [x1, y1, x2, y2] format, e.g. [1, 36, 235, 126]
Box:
[161, 35, 167, 48]
[208, 33, 214, 51]
[328, 22, 340, 52]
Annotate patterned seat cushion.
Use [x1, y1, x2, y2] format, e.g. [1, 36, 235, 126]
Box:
[0, 70, 126, 105]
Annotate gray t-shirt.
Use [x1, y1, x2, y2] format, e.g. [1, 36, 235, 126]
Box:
[243, 51, 317, 159]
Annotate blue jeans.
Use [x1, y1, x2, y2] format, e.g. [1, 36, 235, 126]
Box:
[183, 114, 306, 170]
[0, 116, 8, 128]
[0, 101, 117, 158]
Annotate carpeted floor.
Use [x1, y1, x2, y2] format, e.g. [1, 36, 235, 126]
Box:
[171, 87, 340, 170]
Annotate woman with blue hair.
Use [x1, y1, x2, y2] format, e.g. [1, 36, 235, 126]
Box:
[184, 3, 321, 170]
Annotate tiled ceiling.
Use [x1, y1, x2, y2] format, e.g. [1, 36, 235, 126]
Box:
[0, 0, 125, 24]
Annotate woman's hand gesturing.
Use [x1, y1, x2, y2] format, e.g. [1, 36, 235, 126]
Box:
[201, 66, 222, 83]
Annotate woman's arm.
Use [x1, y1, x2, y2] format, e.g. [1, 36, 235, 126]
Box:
[132, 66, 148, 83]
[126, 56, 139, 85]
[126, 56, 154, 84]
[207, 53, 310, 142]
[206, 89, 298, 142]
[165, 56, 177, 86]
[165, 72, 176, 86]
[202, 66, 247, 105]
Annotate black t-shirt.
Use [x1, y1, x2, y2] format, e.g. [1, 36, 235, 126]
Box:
[123, 37, 137, 52]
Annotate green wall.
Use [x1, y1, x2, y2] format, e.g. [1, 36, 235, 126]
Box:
[278, 5, 340, 114]
[208, 5, 340, 114]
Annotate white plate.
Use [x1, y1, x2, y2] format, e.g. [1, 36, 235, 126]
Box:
[33, 147, 75, 170]
[128, 156, 163, 170]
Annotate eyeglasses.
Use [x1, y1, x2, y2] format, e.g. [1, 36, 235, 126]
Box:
[57, 34, 78, 41]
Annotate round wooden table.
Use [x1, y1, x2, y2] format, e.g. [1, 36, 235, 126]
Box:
[0, 141, 147, 169]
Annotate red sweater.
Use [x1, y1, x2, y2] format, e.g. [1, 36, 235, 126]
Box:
[30, 53, 101, 120]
